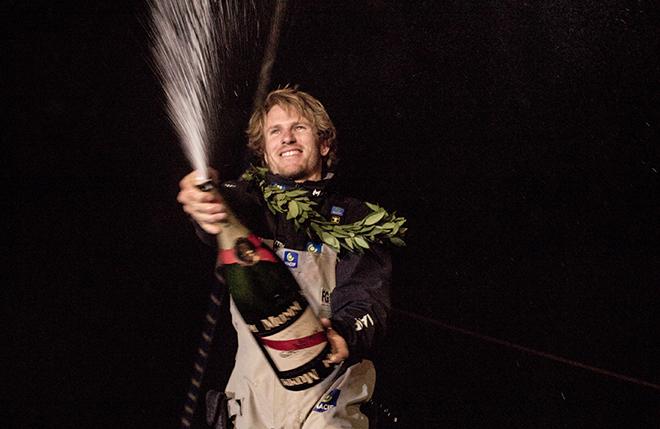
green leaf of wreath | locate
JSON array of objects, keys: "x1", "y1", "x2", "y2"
[
  {"x1": 287, "y1": 200, "x2": 299, "y2": 219},
  {"x1": 319, "y1": 231, "x2": 341, "y2": 250},
  {"x1": 364, "y1": 210, "x2": 386, "y2": 225},
  {"x1": 241, "y1": 166, "x2": 407, "y2": 254},
  {"x1": 354, "y1": 235, "x2": 370, "y2": 249}
]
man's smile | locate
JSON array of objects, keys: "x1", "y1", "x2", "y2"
[{"x1": 280, "y1": 149, "x2": 303, "y2": 158}]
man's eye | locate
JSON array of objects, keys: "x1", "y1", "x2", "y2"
[
  {"x1": 295, "y1": 125, "x2": 307, "y2": 131},
  {"x1": 269, "y1": 129, "x2": 280, "y2": 135}
]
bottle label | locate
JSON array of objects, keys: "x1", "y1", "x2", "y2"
[
  {"x1": 258, "y1": 306, "x2": 328, "y2": 371},
  {"x1": 217, "y1": 234, "x2": 336, "y2": 390},
  {"x1": 245, "y1": 299, "x2": 305, "y2": 334},
  {"x1": 217, "y1": 234, "x2": 277, "y2": 266}
]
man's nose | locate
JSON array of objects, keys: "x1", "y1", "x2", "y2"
[{"x1": 281, "y1": 128, "x2": 296, "y2": 144}]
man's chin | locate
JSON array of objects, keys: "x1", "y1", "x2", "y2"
[
  {"x1": 284, "y1": 171, "x2": 307, "y2": 181},
  {"x1": 276, "y1": 167, "x2": 306, "y2": 181},
  {"x1": 271, "y1": 164, "x2": 320, "y2": 182}
]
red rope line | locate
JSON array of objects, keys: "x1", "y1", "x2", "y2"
[{"x1": 393, "y1": 308, "x2": 660, "y2": 392}]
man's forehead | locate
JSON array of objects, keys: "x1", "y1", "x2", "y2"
[{"x1": 265, "y1": 104, "x2": 311, "y2": 125}]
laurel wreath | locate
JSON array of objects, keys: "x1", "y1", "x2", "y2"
[{"x1": 241, "y1": 166, "x2": 407, "y2": 253}]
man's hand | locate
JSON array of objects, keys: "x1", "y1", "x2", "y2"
[
  {"x1": 321, "y1": 318, "x2": 349, "y2": 365},
  {"x1": 177, "y1": 169, "x2": 228, "y2": 234}
]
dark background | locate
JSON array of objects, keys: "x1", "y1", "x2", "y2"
[{"x1": 6, "y1": 0, "x2": 659, "y2": 428}]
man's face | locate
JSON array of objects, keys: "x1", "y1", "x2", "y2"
[{"x1": 263, "y1": 104, "x2": 329, "y2": 182}]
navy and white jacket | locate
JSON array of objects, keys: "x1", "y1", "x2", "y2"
[{"x1": 196, "y1": 172, "x2": 392, "y2": 428}]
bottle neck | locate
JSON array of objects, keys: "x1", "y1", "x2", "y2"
[
  {"x1": 196, "y1": 180, "x2": 250, "y2": 250},
  {"x1": 214, "y1": 206, "x2": 250, "y2": 251}
]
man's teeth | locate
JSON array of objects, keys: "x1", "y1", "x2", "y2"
[{"x1": 281, "y1": 150, "x2": 300, "y2": 157}]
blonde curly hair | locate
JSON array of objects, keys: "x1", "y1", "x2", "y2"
[{"x1": 246, "y1": 87, "x2": 338, "y2": 170}]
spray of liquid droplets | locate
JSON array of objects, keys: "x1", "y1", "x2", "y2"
[
  {"x1": 149, "y1": 0, "x2": 266, "y2": 182},
  {"x1": 148, "y1": 3, "x2": 282, "y2": 426},
  {"x1": 149, "y1": 0, "x2": 221, "y2": 181}
]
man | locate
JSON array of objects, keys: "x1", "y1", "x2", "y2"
[{"x1": 177, "y1": 88, "x2": 393, "y2": 428}]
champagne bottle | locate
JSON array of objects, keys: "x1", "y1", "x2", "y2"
[{"x1": 198, "y1": 180, "x2": 336, "y2": 391}]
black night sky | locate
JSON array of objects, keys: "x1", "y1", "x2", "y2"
[{"x1": 6, "y1": 1, "x2": 659, "y2": 428}]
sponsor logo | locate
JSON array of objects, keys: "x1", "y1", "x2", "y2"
[
  {"x1": 306, "y1": 241, "x2": 323, "y2": 253},
  {"x1": 321, "y1": 289, "x2": 331, "y2": 305},
  {"x1": 330, "y1": 206, "x2": 345, "y2": 216},
  {"x1": 283, "y1": 251, "x2": 298, "y2": 268},
  {"x1": 281, "y1": 369, "x2": 321, "y2": 387},
  {"x1": 354, "y1": 313, "x2": 374, "y2": 331},
  {"x1": 330, "y1": 206, "x2": 344, "y2": 224},
  {"x1": 313, "y1": 389, "x2": 341, "y2": 412},
  {"x1": 312, "y1": 189, "x2": 322, "y2": 197}
]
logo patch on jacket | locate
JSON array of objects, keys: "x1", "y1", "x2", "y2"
[
  {"x1": 321, "y1": 288, "x2": 331, "y2": 305},
  {"x1": 306, "y1": 241, "x2": 323, "y2": 253},
  {"x1": 313, "y1": 388, "x2": 341, "y2": 412},
  {"x1": 330, "y1": 206, "x2": 345, "y2": 216},
  {"x1": 354, "y1": 313, "x2": 374, "y2": 331},
  {"x1": 283, "y1": 251, "x2": 298, "y2": 268},
  {"x1": 330, "y1": 206, "x2": 345, "y2": 224}
]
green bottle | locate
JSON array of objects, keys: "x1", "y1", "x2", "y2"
[{"x1": 199, "y1": 181, "x2": 336, "y2": 391}]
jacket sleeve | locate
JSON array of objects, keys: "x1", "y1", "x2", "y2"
[{"x1": 329, "y1": 243, "x2": 392, "y2": 361}]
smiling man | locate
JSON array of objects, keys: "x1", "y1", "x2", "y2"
[
  {"x1": 177, "y1": 87, "x2": 394, "y2": 429},
  {"x1": 261, "y1": 104, "x2": 329, "y2": 181},
  {"x1": 246, "y1": 88, "x2": 337, "y2": 183}
]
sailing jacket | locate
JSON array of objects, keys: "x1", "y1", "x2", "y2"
[
  {"x1": 195, "y1": 172, "x2": 392, "y2": 428},
  {"x1": 199, "y1": 172, "x2": 392, "y2": 362}
]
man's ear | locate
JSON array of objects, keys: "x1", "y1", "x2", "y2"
[{"x1": 320, "y1": 140, "x2": 330, "y2": 157}]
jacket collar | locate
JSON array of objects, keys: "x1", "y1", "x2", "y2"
[{"x1": 266, "y1": 172, "x2": 335, "y2": 198}]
